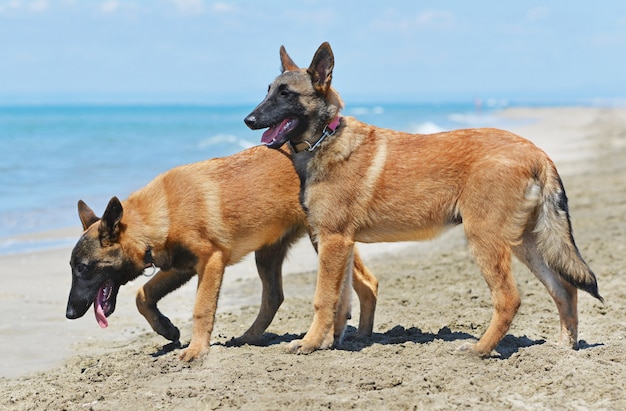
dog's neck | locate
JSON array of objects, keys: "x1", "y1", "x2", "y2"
[
  {"x1": 120, "y1": 199, "x2": 170, "y2": 273},
  {"x1": 290, "y1": 116, "x2": 341, "y2": 153}
]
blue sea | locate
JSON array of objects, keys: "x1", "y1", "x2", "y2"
[{"x1": 0, "y1": 101, "x2": 512, "y2": 255}]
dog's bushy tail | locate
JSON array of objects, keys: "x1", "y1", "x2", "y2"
[{"x1": 533, "y1": 160, "x2": 603, "y2": 301}]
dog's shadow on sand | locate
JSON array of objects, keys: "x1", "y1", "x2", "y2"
[
  {"x1": 151, "y1": 340, "x2": 184, "y2": 358},
  {"x1": 219, "y1": 325, "x2": 548, "y2": 360},
  {"x1": 339, "y1": 325, "x2": 546, "y2": 359},
  {"x1": 152, "y1": 325, "x2": 601, "y2": 360}
]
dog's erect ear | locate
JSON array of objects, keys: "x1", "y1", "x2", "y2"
[
  {"x1": 307, "y1": 42, "x2": 334, "y2": 94},
  {"x1": 78, "y1": 200, "x2": 100, "y2": 230},
  {"x1": 280, "y1": 45, "x2": 299, "y2": 72},
  {"x1": 98, "y1": 196, "x2": 123, "y2": 245}
]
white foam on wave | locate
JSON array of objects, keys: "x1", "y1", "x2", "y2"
[
  {"x1": 348, "y1": 106, "x2": 385, "y2": 116},
  {"x1": 447, "y1": 112, "x2": 507, "y2": 128},
  {"x1": 448, "y1": 113, "x2": 488, "y2": 126},
  {"x1": 485, "y1": 98, "x2": 509, "y2": 108},
  {"x1": 408, "y1": 121, "x2": 446, "y2": 134},
  {"x1": 198, "y1": 134, "x2": 255, "y2": 150}
]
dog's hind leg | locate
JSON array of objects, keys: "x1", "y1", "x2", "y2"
[
  {"x1": 513, "y1": 233, "x2": 579, "y2": 348},
  {"x1": 352, "y1": 248, "x2": 378, "y2": 337},
  {"x1": 460, "y1": 229, "x2": 521, "y2": 356},
  {"x1": 333, "y1": 248, "x2": 354, "y2": 345},
  {"x1": 136, "y1": 268, "x2": 195, "y2": 343},
  {"x1": 234, "y1": 227, "x2": 303, "y2": 345}
]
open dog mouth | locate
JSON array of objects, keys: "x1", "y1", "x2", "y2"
[
  {"x1": 94, "y1": 279, "x2": 115, "y2": 328},
  {"x1": 261, "y1": 117, "x2": 299, "y2": 148}
]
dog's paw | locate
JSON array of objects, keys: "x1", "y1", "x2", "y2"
[
  {"x1": 179, "y1": 344, "x2": 209, "y2": 362},
  {"x1": 146, "y1": 312, "x2": 181, "y2": 342},
  {"x1": 456, "y1": 341, "x2": 476, "y2": 353},
  {"x1": 558, "y1": 330, "x2": 578, "y2": 350},
  {"x1": 157, "y1": 318, "x2": 180, "y2": 342},
  {"x1": 285, "y1": 337, "x2": 333, "y2": 354},
  {"x1": 286, "y1": 339, "x2": 310, "y2": 354},
  {"x1": 455, "y1": 341, "x2": 491, "y2": 357}
]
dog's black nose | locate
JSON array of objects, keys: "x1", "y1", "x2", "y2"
[
  {"x1": 66, "y1": 299, "x2": 88, "y2": 319},
  {"x1": 244, "y1": 114, "x2": 257, "y2": 128},
  {"x1": 66, "y1": 305, "x2": 78, "y2": 319}
]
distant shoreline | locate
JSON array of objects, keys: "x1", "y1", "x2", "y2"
[{"x1": 0, "y1": 226, "x2": 81, "y2": 256}]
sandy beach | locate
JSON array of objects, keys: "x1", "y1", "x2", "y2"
[{"x1": 1, "y1": 106, "x2": 625, "y2": 410}]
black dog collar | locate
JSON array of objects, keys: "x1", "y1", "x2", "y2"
[{"x1": 291, "y1": 116, "x2": 341, "y2": 153}]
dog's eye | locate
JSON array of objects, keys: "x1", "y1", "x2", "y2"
[
  {"x1": 280, "y1": 89, "x2": 290, "y2": 97},
  {"x1": 76, "y1": 263, "x2": 88, "y2": 275}
]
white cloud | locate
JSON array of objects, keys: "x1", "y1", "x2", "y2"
[
  {"x1": 416, "y1": 9, "x2": 456, "y2": 28},
  {"x1": 30, "y1": 0, "x2": 47, "y2": 12},
  {"x1": 171, "y1": 0, "x2": 205, "y2": 14},
  {"x1": 0, "y1": 0, "x2": 47, "y2": 14},
  {"x1": 100, "y1": 0, "x2": 119, "y2": 14},
  {"x1": 525, "y1": 6, "x2": 550, "y2": 21},
  {"x1": 212, "y1": 2, "x2": 236, "y2": 13},
  {"x1": 371, "y1": 8, "x2": 456, "y2": 33},
  {"x1": 0, "y1": 0, "x2": 22, "y2": 14}
]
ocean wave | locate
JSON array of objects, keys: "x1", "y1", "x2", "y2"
[
  {"x1": 347, "y1": 106, "x2": 385, "y2": 116},
  {"x1": 408, "y1": 121, "x2": 446, "y2": 134},
  {"x1": 484, "y1": 98, "x2": 509, "y2": 108},
  {"x1": 448, "y1": 113, "x2": 487, "y2": 126},
  {"x1": 197, "y1": 134, "x2": 255, "y2": 150},
  {"x1": 447, "y1": 112, "x2": 504, "y2": 128}
]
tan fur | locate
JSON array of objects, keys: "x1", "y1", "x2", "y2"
[
  {"x1": 249, "y1": 43, "x2": 601, "y2": 356},
  {"x1": 78, "y1": 145, "x2": 378, "y2": 361}
]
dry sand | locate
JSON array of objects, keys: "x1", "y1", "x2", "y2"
[{"x1": 1, "y1": 107, "x2": 625, "y2": 410}]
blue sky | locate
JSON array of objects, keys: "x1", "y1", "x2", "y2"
[{"x1": 1, "y1": 0, "x2": 626, "y2": 104}]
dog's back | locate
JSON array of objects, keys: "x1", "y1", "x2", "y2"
[
  {"x1": 123, "y1": 145, "x2": 304, "y2": 265},
  {"x1": 304, "y1": 121, "x2": 541, "y2": 241}
]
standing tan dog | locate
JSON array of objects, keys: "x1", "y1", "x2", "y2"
[
  {"x1": 65, "y1": 145, "x2": 378, "y2": 361},
  {"x1": 244, "y1": 42, "x2": 602, "y2": 356}
]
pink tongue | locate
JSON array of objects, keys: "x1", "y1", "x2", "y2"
[
  {"x1": 94, "y1": 288, "x2": 108, "y2": 329},
  {"x1": 261, "y1": 124, "x2": 280, "y2": 144},
  {"x1": 95, "y1": 304, "x2": 108, "y2": 328},
  {"x1": 261, "y1": 119, "x2": 291, "y2": 144}
]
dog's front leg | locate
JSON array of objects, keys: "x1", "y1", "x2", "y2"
[
  {"x1": 136, "y1": 268, "x2": 195, "y2": 343},
  {"x1": 179, "y1": 250, "x2": 226, "y2": 362},
  {"x1": 287, "y1": 233, "x2": 354, "y2": 354}
]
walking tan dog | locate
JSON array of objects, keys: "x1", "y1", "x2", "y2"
[
  {"x1": 65, "y1": 145, "x2": 378, "y2": 361},
  {"x1": 244, "y1": 42, "x2": 603, "y2": 356}
]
